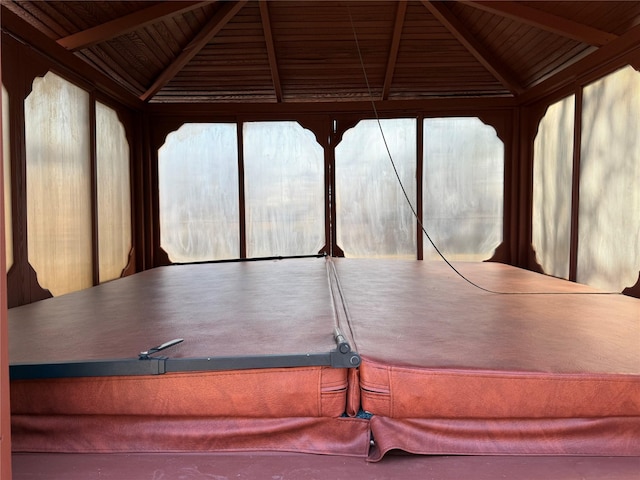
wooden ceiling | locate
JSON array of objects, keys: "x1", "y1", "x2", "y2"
[{"x1": 3, "y1": 1, "x2": 640, "y2": 104}]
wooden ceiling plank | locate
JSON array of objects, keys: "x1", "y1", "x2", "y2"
[
  {"x1": 464, "y1": 1, "x2": 618, "y2": 47},
  {"x1": 57, "y1": 1, "x2": 213, "y2": 51},
  {"x1": 382, "y1": 0, "x2": 408, "y2": 100},
  {"x1": 421, "y1": 0, "x2": 524, "y2": 95},
  {"x1": 141, "y1": 0, "x2": 248, "y2": 102},
  {"x1": 259, "y1": 0, "x2": 282, "y2": 102}
]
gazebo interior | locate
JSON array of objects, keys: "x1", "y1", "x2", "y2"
[{"x1": 1, "y1": 1, "x2": 639, "y2": 478}]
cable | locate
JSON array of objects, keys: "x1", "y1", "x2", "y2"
[{"x1": 346, "y1": 6, "x2": 617, "y2": 296}]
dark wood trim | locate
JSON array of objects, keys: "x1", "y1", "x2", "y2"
[
  {"x1": 488, "y1": 107, "x2": 519, "y2": 265},
  {"x1": 622, "y1": 272, "x2": 640, "y2": 299},
  {"x1": 514, "y1": 104, "x2": 546, "y2": 272},
  {"x1": 382, "y1": 1, "x2": 407, "y2": 101},
  {"x1": 148, "y1": 122, "x2": 166, "y2": 267},
  {"x1": 0, "y1": 38, "x2": 12, "y2": 479},
  {"x1": 259, "y1": 0, "x2": 282, "y2": 103},
  {"x1": 142, "y1": 112, "x2": 157, "y2": 268},
  {"x1": 130, "y1": 111, "x2": 146, "y2": 272},
  {"x1": 112, "y1": 107, "x2": 137, "y2": 278},
  {"x1": 237, "y1": 122, "x2": 247, "y2": 259},
  {"x1": 328, "y1": 120, "x2": 344, "y2": 257},
  {"x1": 144, "y1": 97, "x2": 517, "y2": 117},
  {"x1": 320, "y1": 122, "x2": 331, "y2": 256},
  {"x1": 465, "y1": 1, "x2": 617, "y2": 46},
  {"x1": 568, "y1": 86, "x2": 583, "y2": 282},
  {"x1": 1, "y1": 6, "x2": 142, "y2": 110},
  {"x1": 416, "y1": 116, "x2": 424, "y2": 260},
  {"x1": 294, "y1": 117, "x2": 332, "y2": 256},
  {"x1": 89, "y1": 95, "x2": 99, "y2": 286},
  {"x1": 57, "y1": 1, "x2": 209, "y2": 51},
  {"x1": 3, "y1": 34, "x2": 53, "y2": 307}
]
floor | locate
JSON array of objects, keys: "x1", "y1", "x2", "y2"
[{"x1": 11, "y1": 453, "x2": 640, "y2": 480}]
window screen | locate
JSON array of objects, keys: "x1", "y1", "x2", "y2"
[
  {"x1": 159, "y1": 123, "x2": 240, "y2": 262},
  {"x1": 243, "y1": 121, "x2": 324, "y2": 258},
  {"x1": 25, "y1": 72, "x2": 92, "y2": 296},
  {"x1": 96, "y1": 102, "x2": 132, "y2": 282},
  {"x1": 423, "y1": 117, "x2": 503, "y2": 261},
  {"x1": 532, "y1": 96, "x2": 575, "y2": 279},
  {"x1": 336, "y1": 118, "x2": 417, "y2": 258},
  {"x1": 579, "y1": 66, "x2": 640, "y2": 291}
]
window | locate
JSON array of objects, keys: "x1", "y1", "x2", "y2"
[
  {"x1": 158, "y1": 117, "x2": 504, "y2": 262},
  {"x1": 244, "y1": 121, "x2": 324, "y2": 258},
  {"x1": 532, "y1": 95, "x2": 575, "y2": 279},
  {"x1": 25, "y1": 72, "x2": 92, "y2": 296},
  {"x1": 96, "y1": 102, "x2": 132, "y2": 282},
  {"x1": 423, "y1": 117, "x2": 503, "y2": 261},
  {"x1": 159, "y1": 123, "x2": 240, "y2": 262},
  {"x1": 578, "y1": 66, "x2": 640, "y2": 291},
  {"x1": 336, "y1": 119, "x2": 417, "y2": 258},
  {"x1": 23, "y1": 73, "x2": 132, "y2": 296},
  {"x1": 159, "y1": 121, "x2": 324, "y2": 262}
]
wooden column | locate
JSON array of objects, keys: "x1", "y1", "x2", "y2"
[{"x1": 0, "y1": 45, "x2": 12, "y2": 480}]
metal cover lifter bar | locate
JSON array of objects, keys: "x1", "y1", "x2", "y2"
[{"x1": 10, "y1": 337, "x2": 360, "y2": 380}]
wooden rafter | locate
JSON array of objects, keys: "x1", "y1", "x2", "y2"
[
  {"x1": 382, "y1": 0, "x2": 407, "y2": 100},
  {"x1": 140, "y1": 0, "x2": 248, "y2": 102},
  {"x1": 464, "y1": 1, "x2": 617, "y2": 47},
  {"x1": 57, "y1": 1, "x2": 212, "y2": 51},
  {"x1": 259, "y1": 0, "x2": 282, "y2": 102},
  {"x1": 421, "y1": 0, "x2": 524, "y2": 95}
]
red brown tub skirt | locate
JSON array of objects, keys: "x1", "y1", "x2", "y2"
[{"x1": 12, "y1": 415, "x2": 371, "y2": 457}]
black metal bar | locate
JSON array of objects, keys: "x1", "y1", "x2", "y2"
[
  {"x1": 165, "y1": 353, "x2": 332, "y2": 372},
  {"x1": 10, "y1": 357, "x2": 167, "y2": 380},
  {"x1": 10, "y1": 348, "x2": 360, "y2": 380},
  {"x1": 173, "y1": 253, "x2": 325, "y2": 266}
]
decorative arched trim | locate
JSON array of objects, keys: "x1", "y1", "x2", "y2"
[
  {"x1": 156, "y1": 246, "x2": 172, "y2": 267},
  {"x1": 331, "y1": 115, "x2": 364, "y2": 147},
  {"x1": 526, "y1": 244, "x2": 546, "y2": 274},
  {"x1": 622, "y1": 271, "x2": 640, "y2": 299},
  {"x1": 485, "y1": 241, "x2": 508, "y2": 263},
  {"x1": 7, "y1": 262, "x2": 52, "y2": 308},
  {"x1": 120, "y1": 247, "x2": 136, "y2": 278}
]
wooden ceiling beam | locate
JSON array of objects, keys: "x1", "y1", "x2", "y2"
[
  {"x1": 140, "y1": 0, "x2": 248, "y2": 103},
  {"x1": 57, "y1": 1, "x2": 213, "y2": 51},
  {"x1": 464, "y1": 1, "x2": 617, "y2": 47},
  {"x1": 421, "y1": 0, "x2": 524, "y2": 95},
  {"x1": 382, "y1": 0, "x2": 407, "y2": 100},
  {"x1": 259, "y1": 0, "x2": 282, "y2": 102}
]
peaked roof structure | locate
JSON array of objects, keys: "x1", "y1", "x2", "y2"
[{"x1": 4, "y1": 0, "x2": 640, "y2": 104}]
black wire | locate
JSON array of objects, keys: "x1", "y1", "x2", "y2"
[{"x1": 346, "y1": 6, "x2": 617, "y2": 296}]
